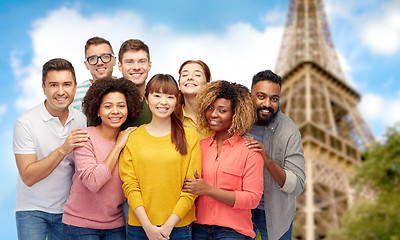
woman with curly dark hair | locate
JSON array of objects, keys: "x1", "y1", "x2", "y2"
[
  {"x1": 183, "y1": 80, "x2": 264, "y2": 239},
  {"x1": 62, "y1": 77, "x2": 142, "y2": 239}
]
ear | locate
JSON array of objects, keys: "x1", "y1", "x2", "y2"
[
  {"x1": 112, "y1": 56, "x2": 116, "y2": 66},
  {"x1": 84, "y1": 60, "x2": 90, "y2": 71},
  {"x1": 118, "y1": 62, "x2": 122, "y2": 73},
  {"x1": 42, "y1": 84, "x2": 46, "y2": 95},
  {"x1": 148, "y1": 61, "x2": 152, "y2": 71}
]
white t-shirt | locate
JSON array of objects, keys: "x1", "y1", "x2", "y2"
[{"x1": 13, "y1": 102, "x2": 87, "y2": 213}]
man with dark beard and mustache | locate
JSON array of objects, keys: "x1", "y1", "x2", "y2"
[{"x1": 245, "y1": 70, "x2": 306, "y2": 240}]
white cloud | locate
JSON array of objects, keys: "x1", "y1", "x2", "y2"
[
  {"x1": 361, "y1": 0, "x2": 400, "y2": 55},
  {"x1": 359, "y1": 93, "x2": 400, "y2": 128},
  {"x1": 0, "y1": 105, "x2": 6, "y2": 122},
  {"x1": 336, "y1": 52, "x2": 358, "y2": 88},
  {"x1": 12, "y1": 7, "x2": 283, "y2": 111},
  {"x1": 260, "y1": 8, "x2": 286, "y2": 25}
]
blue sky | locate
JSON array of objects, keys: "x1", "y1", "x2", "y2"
[{"x1": 1, "y1": 0, "x2": 400, "y2": 238}]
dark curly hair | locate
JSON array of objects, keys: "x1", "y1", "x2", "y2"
[
  {"x1": 196, "y1": 80, "x2": 256, "y2": 136},
  {"x1": 82, "y1": 77, "x2": 143, "y2": 126}
]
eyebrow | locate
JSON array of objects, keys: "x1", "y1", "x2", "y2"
[{"x1": 181, "y1": 70, "x2": 204, "y2": 74}]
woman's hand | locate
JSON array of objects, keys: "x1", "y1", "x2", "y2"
[
  {"x1": 115, "y1": 127, "x2": 137, "y2": 149},
  {"x1": 182, "y1": 169, "x2": 211, "y2": 196},
  {"x1": 143, "y1": 224, "x2": 169, "y2": 240}
]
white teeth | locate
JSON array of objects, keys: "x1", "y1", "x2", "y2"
[
  {"x1": 185, "y1": 83, "x2": 196, "y2": 87},
  {"x1": 97, "y1": 68, "x2": 105, "y2": 71},
  {"x1": 109, "y1": 117, "x2": 120, "y2": 120},
  {"x1": 56, "y1": 97, "x2": 66, "y2": 101},
  {"x1": 261, "y1": 110, "x2": 270, "y2": 113},
  {"x1": 210, "y1": 120, "x2": 220, "y2": 125},
  {"x1": 132, "y1": 73, "x2": 141, "y2": 77}
]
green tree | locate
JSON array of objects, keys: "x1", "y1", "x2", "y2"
[{"x1": 329, "y1": 124, "x2": 400, "y2": 240}]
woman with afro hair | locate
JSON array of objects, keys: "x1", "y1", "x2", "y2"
[
  {"x1": 62, "y1": 77, "x2": 142, "y2": 239},
  {"x1": 183, "y1": 80, "x2": 264, "y2": 239}
]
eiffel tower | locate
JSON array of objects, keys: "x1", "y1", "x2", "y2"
[{"x1": 274, "y1": 0, "x2": 374, "y2": 239}]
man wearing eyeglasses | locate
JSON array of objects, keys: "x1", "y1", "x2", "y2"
[{"x1": 70, "y1": 37, "x2": 116, "y2": 112}]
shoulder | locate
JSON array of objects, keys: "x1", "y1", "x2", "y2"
[
  {"x1": 276, "y1": 112, "x2": 301, "y2": 136},
  {"x1": 15, "y1": 104, "x2": 42, "y2": 126},
  {"x1": 127, "y1": 125, "x2": 147, "y2": 140},
  {"x1": 184, "y1": 127, "x2": 197, "y2": 138},
  {"x1": 76, "y1": 80, "x2": 92, "y2": 88},
  {"x1": 70, "y1": 107, "x2": 86, "y2": 121}
]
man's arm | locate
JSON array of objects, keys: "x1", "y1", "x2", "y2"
[
  {"x1": 15, "y1": 128, "x2": 88, "y2": 187},
  {"x1": 246, "y1": 132, "x2": 305, "y2": 195},
  {"x1": 245, "y1": 138, "x2": 286, "y2": 187}
]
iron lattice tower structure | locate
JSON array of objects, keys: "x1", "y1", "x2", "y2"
[{"x1": 275, "y1": 0, "x2": 374, "y2": 239}]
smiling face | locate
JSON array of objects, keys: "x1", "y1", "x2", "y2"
[
  {"x1": 118, "y1": 49, "x2": 152, "y2": 87},
  {"x1": 206, "y1": 98, "x2": 233, "y2": 134},
  {"x1": 84, "y1": 43, "x2": 116, "y2": 81},
  {"x1": 42, "y1": 70, "x2": 76, "y2": 117},
  {"x1": 98, "y1": 92, "x2": 128, "y2": 129},
  {"x1": 146, "y1": 91, "x2": 177, "y2": 120},
  {"x1": 251, "y1": 80, "x2": 280, "y2": 125},
  {"x1": 179, "y1": 63, "x2": 207, "y2": 97}
]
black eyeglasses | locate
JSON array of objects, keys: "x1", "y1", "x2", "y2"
[{"x1": 86, "y1": 54, "x2": 114, "y2": 65}]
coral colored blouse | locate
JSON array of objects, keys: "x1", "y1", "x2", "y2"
[{"x1": 195, "y1": 134, "x2": 264, "y2": 238}]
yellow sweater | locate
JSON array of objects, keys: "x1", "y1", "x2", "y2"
[{"x1": 119, "y1": 125, "x2": 202, "y2": 227}]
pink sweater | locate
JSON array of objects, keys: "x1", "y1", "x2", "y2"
[{"x1": 63, "y1": 127, "x2": 125, "y2": 229}]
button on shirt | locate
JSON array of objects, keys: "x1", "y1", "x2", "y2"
[{"x1": 195, "y1": 134, "x2": 264, "y2": 238}]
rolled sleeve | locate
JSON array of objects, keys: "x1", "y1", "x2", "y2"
[
  {"x1": 233, "y1": 151, "x2": 264, "y2": 209},
  {"x1": 280, "y1": 170, "x2": 297, "y2": 193}
]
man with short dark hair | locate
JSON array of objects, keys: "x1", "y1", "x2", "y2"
[
  {"x1": 13, "y1": 58, "x2": 88, "y2": 240},
  {"x1": 71, "y1": 36, "x2": 116, "y2": 112},
  {"x1": 246, "y1": 70, "x2": 306, "y2": 240},
  {"x1": 118, "y1": 39, "x2": 152, "y2": 127}
]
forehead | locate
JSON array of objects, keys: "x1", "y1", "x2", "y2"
[
  {"x1": 45, "y1": 70, "x2": 74, "y2": 84},
  {"x1": 181, "y1": 63, "x2": 204, "y2": 73},
  {"x1": 86, "y1": 43, "x2": 113, "y2": 56},
  {"x1": 122, "y1": 49, "x2": 149, "y2": 61},
  {"x1": 101, "y1": 92, "x2": 126, "y2": 103},
  {"x1": 213, "y1": 98, "x2": 232, "y2": 107},
  {"x1": 252, "y1": 80, "x2": 281, "y2": 95}
]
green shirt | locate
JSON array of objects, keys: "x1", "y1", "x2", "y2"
[{"x1": 122, "y1": 99, "x2": 152, "y2": 129}]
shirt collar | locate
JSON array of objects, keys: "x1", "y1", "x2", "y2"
[
  {"x1": 182, "y1": 105, "x2": 190, "y2": 119},
  {"x1": 206, "y1": 133, "x2": 241, "y2": 147},
  {"x1": 40, "y1": 100, "x2": 75, "y2": 124}
]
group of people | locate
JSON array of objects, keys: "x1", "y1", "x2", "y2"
[{"x1": 12, "y1": 36, "x2": 306, "y2": 240}]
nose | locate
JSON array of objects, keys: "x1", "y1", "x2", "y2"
[
  {"x1": 210, "y1": 109, "x2": 218, "y2": 118},
  {"x1": 111, "y1": 105, "x2": 119, "y2": 114},
  {"x1": 133, "y1": 61, "x2": 140, "y2": 69},
  {"x1": 57, "y1": 85, "x2": 65, "y2": 95},
  {"x1": 261, "y1": 98, "x2": 271, "y2": 108},
  {"x1": 160, "y1": 95, "x2": 167, "y2": 104}
]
